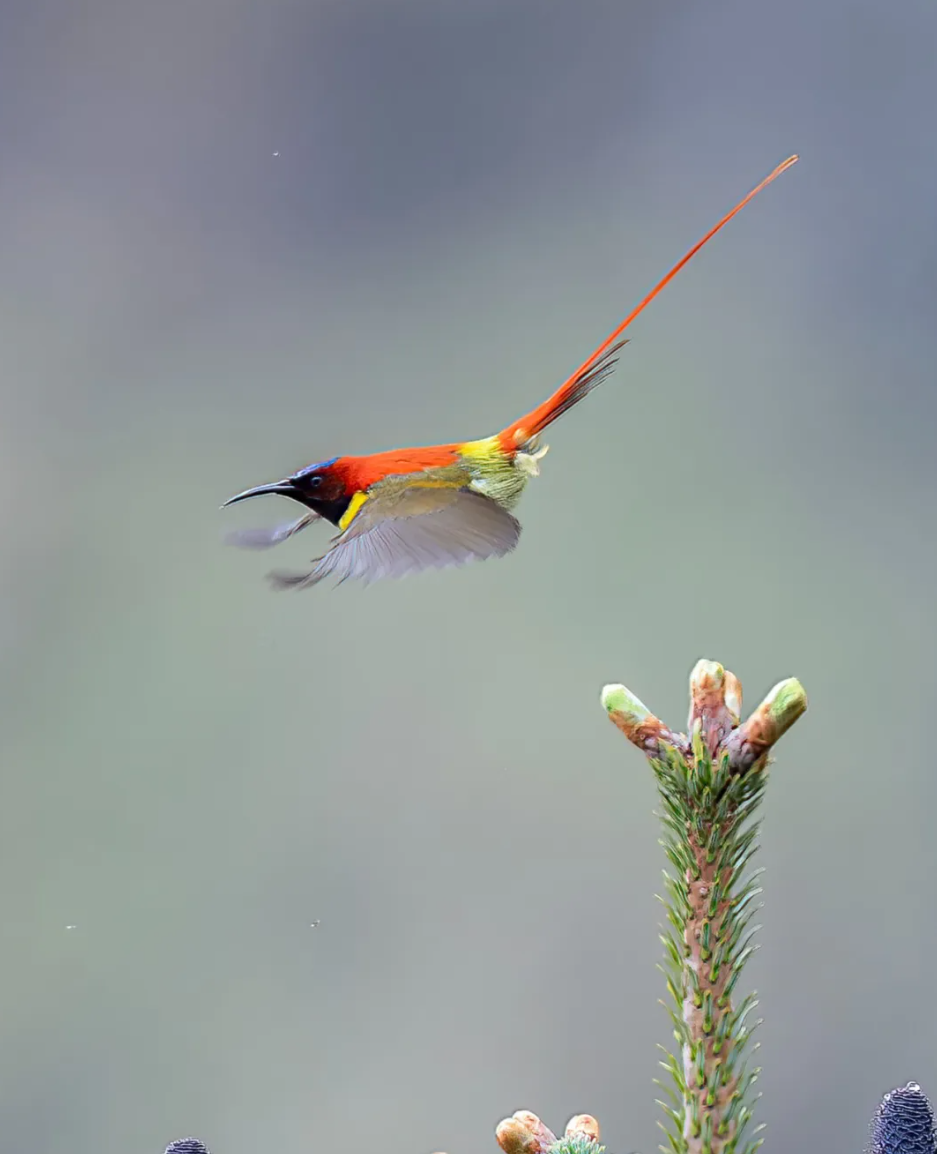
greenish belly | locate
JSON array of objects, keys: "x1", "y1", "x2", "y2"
[{"x1": 463, "y1": 455, "x2": 529, "y2": 510}]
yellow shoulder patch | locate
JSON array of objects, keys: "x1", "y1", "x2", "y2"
[{"x1": 339, "y1": 490, "x2": 370, "y2": 531}]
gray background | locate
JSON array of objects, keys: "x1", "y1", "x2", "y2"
[{"x1": 1, "y1": 1, "x2": 935, "y2": 1151}]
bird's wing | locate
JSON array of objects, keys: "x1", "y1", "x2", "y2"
[
  {"x1": 267, "y1": 483, "x2": 521, "y2": 589},
  {"x1": 225, "y1": 512, "x2": 321, "y2": 550}
]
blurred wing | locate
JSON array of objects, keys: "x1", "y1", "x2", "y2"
[
  {"x1": 268, "y1": 486, "x2": 521, "y2": 590},
  {"x1": 225, "y1": 512, "x2": 320, "y2": 550}
]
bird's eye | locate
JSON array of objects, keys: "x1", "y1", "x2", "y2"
[{"x1": 307, "y1": 475, "x2": 323, "y2": 489}]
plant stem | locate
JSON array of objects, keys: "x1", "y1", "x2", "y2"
[{"x1": 602, "y1": 659, "x2": 806, "y2": 1154}]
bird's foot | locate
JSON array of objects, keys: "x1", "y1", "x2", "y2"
[{"x1": 515, "y1": 442, "x2": 550, "y2": 477}]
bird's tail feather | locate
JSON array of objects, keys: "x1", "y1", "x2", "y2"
[{"x1": 499, "y1": 154, "x2": 799, "y2": 450}]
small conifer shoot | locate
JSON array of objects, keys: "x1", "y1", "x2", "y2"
[{"x1": 602, "y1": 660, "x2": 807, "y2": 1154}]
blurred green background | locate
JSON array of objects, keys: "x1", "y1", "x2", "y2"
[{"x1": 1, "y1": 1, "x2": 935, "y2": 1151}]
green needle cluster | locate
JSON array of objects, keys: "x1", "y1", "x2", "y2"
[{"x1": 549, "y1": 1135, "x2": 606, "y2": 1154}]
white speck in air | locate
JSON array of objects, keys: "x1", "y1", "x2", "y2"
[
  {"x1": 65, "y1": 925, "x2": 76, "y2": 930},
  {"x1": 273, "y1": 151, "x2": 280, "y2": 157},
  {"x1": 309, "y1": 920, "x2": 320, "y2": 928}
]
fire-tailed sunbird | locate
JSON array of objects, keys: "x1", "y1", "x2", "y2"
[{"x1": 224, "y1": 155, "x2": 798, "y2": 590}]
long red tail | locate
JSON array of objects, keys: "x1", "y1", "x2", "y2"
[{"x1": 498, "y1": 154, "x2": 799, "y2": 450}]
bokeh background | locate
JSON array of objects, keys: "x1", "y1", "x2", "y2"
[{"x1": 1, "y1": 0, "x2": 936, "y2": 1151}]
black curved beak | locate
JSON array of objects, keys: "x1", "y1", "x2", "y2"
[{"x1": 221, "y1": 479, "x2": 297, "y2": 508}]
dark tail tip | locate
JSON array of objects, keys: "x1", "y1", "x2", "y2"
[{"x1": 870, "y1": 1082, "x2": 936, "y2": 1154}]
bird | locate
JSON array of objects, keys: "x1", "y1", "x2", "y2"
[{"x1": 224, "y1": 155, "x2": 798, "y2": 590}]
